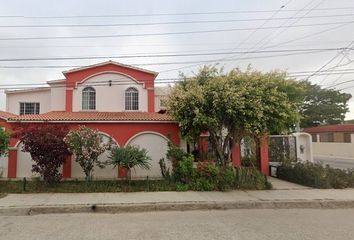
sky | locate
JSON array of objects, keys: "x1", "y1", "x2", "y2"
[{"x1": 1, "y1": 0, "x2": 354, "y2": 118}]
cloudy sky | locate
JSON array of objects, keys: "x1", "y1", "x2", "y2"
[{"x1": 1, "y1": 0, "x2": 354, "y2": 118}]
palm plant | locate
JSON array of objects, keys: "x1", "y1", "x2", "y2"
[{"x1": 108, "y1": 145, "x2": 152, "y2": 179}]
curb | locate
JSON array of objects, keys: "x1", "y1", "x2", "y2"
[{"x1": 1, "y1": 200, "x2": 354, "y2": 216}]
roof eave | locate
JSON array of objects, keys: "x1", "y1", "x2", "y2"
[{"x1": 62, "y1": 60, "x2": 158, "y2": 76}]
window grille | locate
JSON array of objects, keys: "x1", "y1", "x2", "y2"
[
  {"x1": 125, "y1": 87, "x2": 139, "y2": 111},
  {"x1": 82, "y1": 87, "x2": 96, "y2": 110}
]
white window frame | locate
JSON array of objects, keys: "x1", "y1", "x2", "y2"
[
  {"x1": 19, "y1": 102, "x2": 40, "y2": 115},
  {"x1": 82, "y1": 87, "x2": 96, "y2": 110},
  {"x1": 125, "y1": 87, "x2": 139, "y2": 111}
]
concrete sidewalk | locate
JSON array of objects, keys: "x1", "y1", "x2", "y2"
[{"x1": 1, "y1": 188, "x2": 354, "y2": 216}]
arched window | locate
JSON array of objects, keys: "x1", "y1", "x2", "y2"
[
  {"x1": 82, "y1": 87, "x2": 96, "y2": 110},
  {"x1": 125, "y1": 87, "x2": 139, "y2": 111}
]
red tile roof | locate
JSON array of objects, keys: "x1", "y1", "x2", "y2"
[
  {"x1": 304, "y1": 124, "x2": 354, "y2": 133},
  {"x1": 8, "y1": 111, "x2": 176, "y2": 122},
  {"x1": 0, "y1": 111, "x2": 18, "y2": 120}
]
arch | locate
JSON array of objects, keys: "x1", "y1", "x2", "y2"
[
  {"x1": 124, "y1": 131, "x2": 170, "y2": 179},
  {"x1": 76, "y1": 71, "x2": 145, "y2": 88},
  {"x1": 124, "y1": 131, "x2": 169, "y2": 147},
  {"x1": 82, "y1": 86, "x2": 96, "y2": 110},
  {"x1": 97, "y1": 131, "x2": 120, "y2": 147},
  {"x1": 125, "y1": 87, "x2": 139, "y2": 111}
]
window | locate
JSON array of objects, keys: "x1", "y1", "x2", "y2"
[
  {"x1": 319, "y1": 133, "x2": 334, "y2": 142},
  {"x1": 125, "y1": 87, "x2": 139, "y2": 111},
  {"x1": 160, "y1": 98, "x2": 167, "y2": 108},
  {"x1": 344, "y1": 133, "x2": 351, "y2": 143},
  {"x1": 311, "y1": 134, "x2": 317, "y2": 142},
  {"x1": 82, "y1": 87, "x2": 96, "y2": 110},
  {"x1": 19, "y1": 102, "x2": 40, "y2": 115}
]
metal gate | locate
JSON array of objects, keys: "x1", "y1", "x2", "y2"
[{"x1": 269, "y1": 135, "x2": 297, "y2": 163}]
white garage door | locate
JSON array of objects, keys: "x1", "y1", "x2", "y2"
[
  {"x1": 127, "y1": 133, "x2": 169, "y2": 179},
  {"x1": 16, "y1": 142, "x2": 39, "y2": 178}
]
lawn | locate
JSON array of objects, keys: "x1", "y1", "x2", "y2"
[{"x1": 0, "y1": 179, "x2": 177, "y2": 193}]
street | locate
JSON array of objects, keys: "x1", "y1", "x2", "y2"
[
  {"x1": 1, "y1": 209, "x2": 354, "y2": 240},
  {"x1": 314, "y1": 156, "x2": 354, "y2": 169}
]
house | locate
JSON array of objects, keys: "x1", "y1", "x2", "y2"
[
  {"x1": 0, "y1": 61, "x2": 270, "y2": 180},
  {"x1": 304, "y1": 124, "x2": 354, "y2": 160}
]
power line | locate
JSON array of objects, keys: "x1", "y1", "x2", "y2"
[
  {"x1": 3, "y1": 68, "x2": 354, "y2": 90},
  {"x1": 0, "y1": 47, "x2": 350, "y2": 62},
  {"x1": 2, "y1": 20, "x2": 354, "y2": 41},
  {"x1": 226, "y1": 0, "x2": 320, "y2": 69},
  {"x1": 1, "y1": 6, "x2": 353, "y2": 19},
  {"x1": 2, "y1": 13, "x2": 354, "y2": 28},
  {"x1": 0, "y1": 50, "x2": 339, "y2": 69},
  {"x1": 160, "y1": 20, "x2": 354, "y2": 73}
]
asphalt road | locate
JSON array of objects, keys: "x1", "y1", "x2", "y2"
[
  {"x1": 1, "y1": 209, "x2": 354, "y2": 240},
  {"x1": 314, "y1": 156, "x2": 354, "y2": 169}
]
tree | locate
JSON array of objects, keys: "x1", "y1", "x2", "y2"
[
  {"x1": 167, "y1": 66, "x2": 301, "y2": 166},
  {"x1": 299, "y1": 81, "x2": 352, "y2": 127},
  {"x1": 0, "y1": 127, "x2": 10, "y2": 156},
  {"x1": 64, "y1": 126, "x2": 110, "y2": 180},
  {"x1": 18, "y1": 124, "x2": 70, "y2": 184},
  {"x1": 107, "y1": 145, "x2": 151, "y2": 179}
]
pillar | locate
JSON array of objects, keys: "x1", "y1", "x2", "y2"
[
  {"x1": 7, "y1": 148, "x2": 17, "y2": 178},
  {"x1": 147, "y1": 88, "x2": 155, "y2": 112},
  {"x1": 65, "y1": 88, "x2": 73, "y2": 112},
  {"x1": 199, "y1": 136, "x2": 209, "y2": 161},
  {"x1": 259, "y1": 136, "x2": 269, "y2": 175},
  {"x1": 231, "y1": 143, "x2": 241, "y2": 167},
  {"x1": 62, "y1": 155, "x2": 72, "y2": 179}
]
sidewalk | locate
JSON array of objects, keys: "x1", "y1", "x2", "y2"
[{"x1": 1, "y1": 185, "x2": 354, "y2": 216}]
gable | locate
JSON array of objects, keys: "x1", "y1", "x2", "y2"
[{"x1": 63, "y1": 61, "x2": 157, "y2": 89}]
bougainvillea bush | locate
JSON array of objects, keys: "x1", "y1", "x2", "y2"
[
  {"x1": 64, "y1": 126, "x2": 111, "y2": 180},
  {"x1": 18, "y1": 124, "x2": 70, "y2": 184}
]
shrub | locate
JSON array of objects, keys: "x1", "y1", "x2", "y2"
[
  {"x1": 217, "y1": 166, "x2": 235, "y2": 191},
  {"x1": 0, "y1": 127, "x2": 10, "y2": 157},
  {"x1": 277, "y1": 161, "x2": 354, "y2": 189},
  {"x1": 235, "y1": 167, "x2": 270, "y2": 190},
  {"x1": 107, "y1": 145, "x2": 152, "y2": 180},
  {"x1": 64, "y1": 126, "x2": 110, "y2": 181},
  {"x1": 173, "y1": 155, "x2": 194, "y2": 184},
  {"x1": 166, "y1": 141, "x2": 189, "y2": 169},
  {"x1": 159, "y1": 158, "x2": 171, "y2": 181},
  {"x1": 18, "y1": 124, "x2": 70, "y2": 184}
]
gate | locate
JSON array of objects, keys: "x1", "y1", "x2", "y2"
[{"x1": 269, "y1": 135, "x2": 297, "y2": 163}]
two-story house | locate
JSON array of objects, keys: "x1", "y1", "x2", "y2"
[{"x1": 0, "y1": 61, "x2": 180, "y2": 179}]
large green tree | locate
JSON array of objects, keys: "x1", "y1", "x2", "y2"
[
  {"x1": 299, "y1": 81, "x2": 352, "y2": 128},
  {"x1": 167, "y1": 66, "x2": 302, "y2": 166}
]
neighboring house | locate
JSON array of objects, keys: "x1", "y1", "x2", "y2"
[
  {"x1": 0, "y1": 61, "x2": 270, "y2": 180},
  {"x1": 304, "y1": 124, "x2": 354, "y2": 159}
]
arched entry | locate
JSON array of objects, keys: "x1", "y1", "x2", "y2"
[
  {"x1": 125, "y1": 131, "x2": 169, "y2": 179},
  {"x1": 16, "y1": 142, "x2": 39, "y2": 178},
  {"x1": 71, "y1": 132, "x2": 119, "y2": 179}
]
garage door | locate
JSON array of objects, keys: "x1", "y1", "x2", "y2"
[{"x1": 127, "y1": 132, "x2": 169, "y2": 179}]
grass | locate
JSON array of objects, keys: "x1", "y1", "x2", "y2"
[{"x1": 0, "y1": 179, "x2": 177, "y2": 193}]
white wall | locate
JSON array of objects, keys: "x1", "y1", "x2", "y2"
[
  {"x1": 71, "y1": 134, "x2": 118, "y2": 179},
  {"x1": 127, "y1": 132, "x2": 170, "y2": 179},
  {"x1": 49, "y1": 84, "x2": 66, "y2": 111},
  {"x1": 0, "y1": 155, "x2": 7, "y2": 178},
  {"x1": 16, "y1": 142, "x2": 39, "y2": 178},
  {"x1": 312, "y1": 142, "x2": 354, "y2": 158},
  {"x1": 154, "y1": 95, "x2": 167, "y2": 112},
  {"x1": 6, "y1": 89, "x2": 51, "y2": 115},
  {"x1": 72, "y1": 73, "x2": 148, "y2": 112}
]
